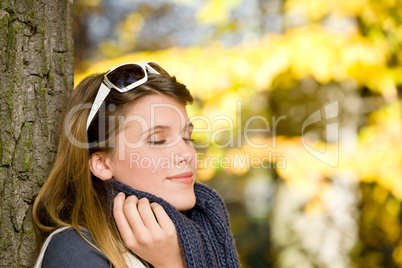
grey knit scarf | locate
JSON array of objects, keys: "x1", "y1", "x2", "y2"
[{"x1": 107, "y1": 180, "x2": 241, "y2": 268}]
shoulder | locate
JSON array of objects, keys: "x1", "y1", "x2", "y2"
[{"x1": 42, "y1": 228, "x2": 111, "y2": 267}]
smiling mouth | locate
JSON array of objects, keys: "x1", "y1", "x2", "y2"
[{"x1": 166, "y1": 171, "x2": 194, "y2": 184}]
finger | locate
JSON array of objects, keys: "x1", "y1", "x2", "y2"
[
  {"x1": 137, "y1": 198, "x2": 162, "y2": 231},
  {"x1": 150, "y1": 202, "x2": 176, "y2": 232},
  {"x1": 123, "y1": 195, "x2": 148, "y2": 232},
  {"x1": 113, "y1": 193, "x2": 135, "y2": 243}
]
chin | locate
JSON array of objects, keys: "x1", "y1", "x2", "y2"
[{"x1": 171, "y1": 193, "x2": 196, "y2": 211}]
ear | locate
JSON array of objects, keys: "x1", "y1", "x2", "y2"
[{"x1": 89, "y1": 152, "x2": 113, "y2": 181}]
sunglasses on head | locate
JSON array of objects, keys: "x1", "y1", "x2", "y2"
[{"x1": 86, "y1": 62, "x2": 170, "y2": 130}]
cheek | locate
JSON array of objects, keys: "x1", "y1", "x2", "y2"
[
  {"x1": 128, "y1": 147, "x2": 175, "y2": 176},
  {"x1": 125, "y1": 150, "x2": 161, "y2": 173},
  {"x1": 114, "y1": 152, "x2": 164, "y2": 192}
]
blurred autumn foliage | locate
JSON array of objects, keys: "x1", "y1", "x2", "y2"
[{"x1": 74, "y1": 0, "x2": 402, "y2": 267}]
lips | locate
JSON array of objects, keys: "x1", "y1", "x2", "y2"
[{"x1": 167, "y1": 171, "x2": 194, "y2": 185}]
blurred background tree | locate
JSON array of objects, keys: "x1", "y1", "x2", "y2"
[{"x1": 73, "y1": 0, "x2": 402, "y2": 267}]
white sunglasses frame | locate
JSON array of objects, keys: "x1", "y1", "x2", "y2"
[{"x1": 86, "y1": 62, "x2": 167, "y2": 130}]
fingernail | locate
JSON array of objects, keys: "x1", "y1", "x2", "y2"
[{"x1": 116, "y1": 192, "x2": 124, "y2": 197}]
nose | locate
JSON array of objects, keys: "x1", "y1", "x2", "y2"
[{"x1": 173, "y1": 139, "x2": 195, "y2": 166}]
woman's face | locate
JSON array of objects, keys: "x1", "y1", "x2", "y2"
[{"x1": 108, "y1": 94, "x2": 197, "y2": 211}]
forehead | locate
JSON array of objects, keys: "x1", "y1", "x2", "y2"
[{"x1": 124, "y1": 94, "x2": 189, "y2": 131}]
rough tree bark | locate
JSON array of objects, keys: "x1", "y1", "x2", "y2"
[{"x1": 0, "y1": 0, "x2": 73, "y2": 267}]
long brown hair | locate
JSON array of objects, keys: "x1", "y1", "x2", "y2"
[{"x1": 32, "y1": 71, "x2": 193, "y2": 267}]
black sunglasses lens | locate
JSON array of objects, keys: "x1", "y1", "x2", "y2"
[
  {"x1": 108, "y1": 64, "x2": 145, "y2": 89},
  {"x1": 148, "y1": 62, "x2": 170, "y2": 77}
]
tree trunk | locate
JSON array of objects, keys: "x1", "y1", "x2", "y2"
[{"x1": 0, "y1": 0, "x2": 73, "y2": 267}]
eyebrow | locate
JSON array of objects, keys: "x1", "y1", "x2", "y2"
[{"x1": 142, "y1": 121, "x2": 194, "y2": 135}]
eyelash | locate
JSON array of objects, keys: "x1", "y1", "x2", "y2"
[
  {"x1": 148, "y1": 138, "x2": 195, "y2": 145},
  {"x1": 149, "y1": 140, "x2": 166, "y2": 145}
]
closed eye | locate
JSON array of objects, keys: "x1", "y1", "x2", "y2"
[{"x1": 149, "y1": 140, "x2": 166, "y2": 145}]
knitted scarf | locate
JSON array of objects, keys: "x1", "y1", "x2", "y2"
[{"x1": 107, "y1": 180, "x2": 241, "y2": 268}]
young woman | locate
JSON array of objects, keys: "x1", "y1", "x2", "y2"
[{"x1": 33, "y1": 62, "x2": 241, "y2": 267}]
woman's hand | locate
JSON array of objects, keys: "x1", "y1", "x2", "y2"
[{"x1": 113, "y1": 192, "x2": 185, "y2": 268}]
